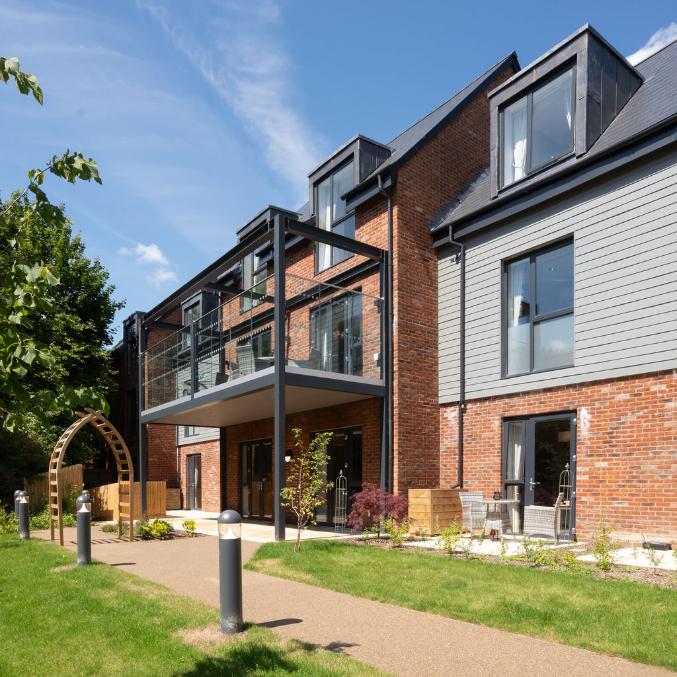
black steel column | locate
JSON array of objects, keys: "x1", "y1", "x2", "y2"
[
  {"x1": 273, "y1": 215, "x2": 286, "y2": 541},
  {"x1": 379, "y1": 252, "x2": 391, "y2": 491},
  {"x1": 136, "y1": 313, "x2": 148, "y2": 518}
]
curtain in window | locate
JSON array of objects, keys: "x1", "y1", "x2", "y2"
[
  {"x1": 502, "y1": 98, "x2": 528, "y2": 185},
  {"x1": 506, "y1": 421, "x2": 525, "y2": 533}
]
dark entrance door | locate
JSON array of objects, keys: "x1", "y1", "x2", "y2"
[
  {"x1": 241, "y1": 439, "x2": 273, "y2": 520},
  {"x1": 186, "y1": 454, "x2": 201, "y2": 510},
  {"x1": 504, "y1": 413, "x2": 576, "y2": 537},
  {"x1": 316, "y1": 427, "x2": 363, "y2": 525}
]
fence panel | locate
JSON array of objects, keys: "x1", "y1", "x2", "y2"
[
  {"x1": 90, "y1": 481, "x2": 166, "y2": 520},
  {"x1": 24, "y1": 464, "x2": 84, "y2": 509}
]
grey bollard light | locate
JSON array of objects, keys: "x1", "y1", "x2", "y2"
[
  {"x1": 76, "y1": 491, "x2": 92, "y2": 566},
  {"x1": 217, "y1": 510, "x2": 243, "y2": 635},
  {"x1": 17, "y1": 491, "x2": 30, "y2": 539}
]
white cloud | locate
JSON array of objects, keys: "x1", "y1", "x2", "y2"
[
  {"x1": 148, "y1": 268, "x2": 178, "y2": 286},
  {"x1": 627, "y1": 23, "x2": 677, "y2": 65},
  {"x1": 119, "y1": 242, "x2": 169, "y2": 266},
  {"x1": 136, "y1": 0, "x2": 323, "y2": 198},
  {"x1": 119, "y1": 242, "x2": 176, "y2": 286}
]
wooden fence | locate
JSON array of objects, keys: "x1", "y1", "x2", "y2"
[
  {"x1": 24, "y1": 464, "x2": 84, "y2": 508},
  {"x1": 90, "y1": 481, "x2": 166, "y2": 520}
]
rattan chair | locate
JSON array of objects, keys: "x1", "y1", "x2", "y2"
[
  {"x1": 460, "y1": 491, "x2": 486, "y2": 532},
  {"x1": 523, "y1": 492, "x2": 564, "y2": 542}
]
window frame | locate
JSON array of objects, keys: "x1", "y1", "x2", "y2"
[
  {"x1": 237, "y1": 327, "x2": 273, "y2": 359},
  {"x1": 499, "y1": 63, "x2": 577, "y2": 190},
  {"x1": 240, "y1": 252, "x2": 267, "y2": 313},
  {"x1": 501, "y1": 237, "x2": 575, "y2": 378},
  {"x1": 314, "y1": 159, "x2": 356, "y2": 274}
]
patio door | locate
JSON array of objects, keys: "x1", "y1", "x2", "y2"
[
  {"x1": 315, "y1": 427, "x2": 363, "y2": 525},
  {"x1": 504, "y1": 413, "x2": 576, "y2": 537},
  {"x1": 310, "y1": 294, "x2": 362, "y2": 375},
  {"x1": 186, "y1": 454, "x2": 201, "y2": 510},
  {"x1": 241, "y1": 439, "x2": 273, "y2": 520}
]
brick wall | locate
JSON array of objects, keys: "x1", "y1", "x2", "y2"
[
  {"x1": 440, "y1": 371, "x2": 677, "y2": 541},
  {"x1": 146, "y1": 423, "x2": 177, "y2": 484},
  {"x1": 390, "y1": 65, "x2": 516, "y2": 494},
  {"x1": 178, "y1": 438, "x2": 221, "y2": 512},
  {"x1": 224, "y1": 397, "x2": 381, "y2": 512}
]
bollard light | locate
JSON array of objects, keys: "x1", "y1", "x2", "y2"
[
  {"x1": 76, "y1": 491, "x2": 92, "y2": 566},
  {"x1": 217, "y1": 510, "x2": 243, "y2": 635},
  {"x1": 17, "y1": 491, "x2": 30, "y2": 540}
]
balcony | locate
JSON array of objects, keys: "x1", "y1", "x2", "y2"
[{"x1": 141, "y1": 272, "x2": 384, "y2": 427}]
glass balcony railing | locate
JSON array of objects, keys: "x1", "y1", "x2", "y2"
[{"x1": 143, "y1": 273, "x2": 383, "y2": 410}]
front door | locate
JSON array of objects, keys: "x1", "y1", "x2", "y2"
[
  {"x1": 504, "y1": 413, "x2": 576, "y2": 537},
  {"x1": 186, "y1": 454, "x2": 201, "y2": 510},
  {"x1": 241, "y1": 439, "x2": 273, "y2": 520},
  {"x1": 315, "y1": 427, "x2": 363, "y2": 525}
]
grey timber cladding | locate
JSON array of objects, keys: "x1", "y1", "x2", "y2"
[{"x1": 438, "y1": 146, "x2": 677, "y2": 403}]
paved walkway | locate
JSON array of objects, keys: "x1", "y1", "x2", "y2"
[{"x1": 34, "y1": 527, "x2": 669, "y2": 677}]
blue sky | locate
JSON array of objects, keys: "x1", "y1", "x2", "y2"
[{"x1": 0, "y1": 1, "x2": 675, "y2": 342}]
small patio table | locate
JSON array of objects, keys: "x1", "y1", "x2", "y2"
[{"x1": 480, "y1": 499, "x2": 519, "y2": 539}]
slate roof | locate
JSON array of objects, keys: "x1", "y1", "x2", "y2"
[
  {"x1": 433, "y1": 38, "x2": 677, "y2": 231},
  {"x1": 347, "y1": 52, "x2": 519, "y2": 194}
]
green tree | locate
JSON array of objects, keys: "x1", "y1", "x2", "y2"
[
  {"x1": 0, "y1": 56, "x2": 118, "y2": 502},
  {"x1": 280, "y1": 428, "x2": 333, "y2": 552}
]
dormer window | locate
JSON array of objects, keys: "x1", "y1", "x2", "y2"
[
  {"x1": 501, "y1": 66, "x2": 575, "y2": 188},
  {"x1": 316, "y1": 160, "x2": 355, "y2": 272}
]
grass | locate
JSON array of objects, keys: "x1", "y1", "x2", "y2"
[
  {"x1": 247, "y1": 540, "x2": 677, "y2": 670},
  {"x1": 0, "y1": 535, "x2": 382, "y2": 676}
]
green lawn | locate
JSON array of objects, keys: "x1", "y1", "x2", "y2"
[
  {"x1": 0, "y1": 535, "x2": 382, "y2": 677},
  {"x1": 247, "y1": 540, "x2": 677, "y2": 670}
]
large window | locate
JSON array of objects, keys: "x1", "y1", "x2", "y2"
[
  {"x1": 241, "y1": 252, "x2": 267, "y2": 312},
  {"x1": 504, "y1": 240, "x2": 574, "y2": 376},
  {"x1": 310, "y1": 294, "x2": 362, "y2": 375},
  {"x1": 316, "y1": 161, "x2": 355, "y2": 272},
  {"x1": 501, "y1": 67, "x2": 575, "y2": 188}
]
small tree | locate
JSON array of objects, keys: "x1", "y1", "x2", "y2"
[
  {"x1": 346, "y1": 483, "x2": 408, "y2": 537},
  {"x1": 280, "y1": 428, "x2": 333, "y2": 552}
]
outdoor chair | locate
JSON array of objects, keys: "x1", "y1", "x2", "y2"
[
  {"x1": 523, "y1": 492, "x2": 564, "y2": 542},
  {"x1": 459, "y1": 491, "x2": 486, "y2": 532},
  {"x1": 231, "y1": 345, "x2": 256, "y2": 379},
  {"x1": 214, "y1": 371, "x2": 229, "y2": 386}
]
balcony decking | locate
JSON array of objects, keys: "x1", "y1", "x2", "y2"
[{"x1": 140, "y1": 363, "x2": 384, "y2": 427}]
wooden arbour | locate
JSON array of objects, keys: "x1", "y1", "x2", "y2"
[{"x1": 49, "y1": 408, "x2": 134, "y2": 545}]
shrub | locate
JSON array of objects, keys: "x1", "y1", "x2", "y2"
[
  {"x1": 383, "y1": 517, "x2": 409, "y2": 547},
  {"x1": 0, "y1": 507, "x2": 18, "y2": 535},
  {"x1": 101, "y1": 521, "x2": 128, "y2": 535},
  {"x1": 521, "y1": 536, "x2": 558, "y2": 567},
  {"x1": 29, "y1": 505, "x2": 75, "y2": 530},
  {"x1": 346, "y1": 483, "x2": 407, "y2": 537},
  {"x1": 591, "y1": 522, "x2": 619, "y2": 572},
  {"x1": 181, "y1": 519, "x2": 196, "y2": 537},
  {"x1": 136, "y1": 520, "x2": 153, "y2": 540},
  {"x1": 439, "y1": 520, "x2": 462, "y2": 554},
  {"x1": 137, "y1": 519, "x2": 174, "y2": 540}
]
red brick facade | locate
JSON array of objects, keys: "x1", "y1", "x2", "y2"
[
  {"x1": 389, "y1": 67, "x2": 515, "y2": 494},
  {"x1": 440, "y1": 371, "x2": 677, "y2": 541},
  {"x1": 142, "y1": 64, "x2": 525, "y2": 518}
]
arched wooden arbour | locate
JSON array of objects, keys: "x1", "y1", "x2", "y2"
[{"x1": 49, "y1": 408, "x2": 134, "y2": 545}]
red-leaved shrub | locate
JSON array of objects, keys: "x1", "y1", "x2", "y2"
[{"x1": 346, "y1": 483, "x2": 408, "y2": 535}]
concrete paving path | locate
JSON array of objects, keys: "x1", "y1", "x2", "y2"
[{"x1": 34, "y1": 527, "x2": 670, "y2": 677}]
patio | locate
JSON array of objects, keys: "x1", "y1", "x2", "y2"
[{"x1": 165, "y1": 510, "x2": 351, "y2": 543}]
